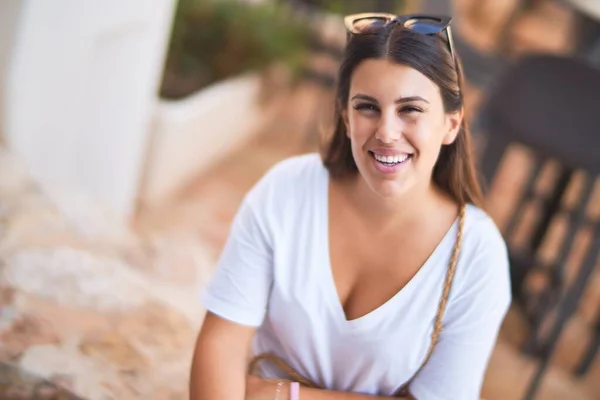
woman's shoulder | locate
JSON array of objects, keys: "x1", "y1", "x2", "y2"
[
  {"x1": 440, "y1": 204, "x2": 512, "y2": 342},
  {"x1": 462, "y1": 204, "x2": 507, "y2": 256},
  {"x1": 454, "y1": 204, "x2": 511, "y2": 294}
]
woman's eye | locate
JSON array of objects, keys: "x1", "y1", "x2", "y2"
[
  {"x1": 399, "y1": 106, "x2": 423, "y2": 114},
  {"x1": 353, "y1": 103, "x2": 379, "y2": 113}
]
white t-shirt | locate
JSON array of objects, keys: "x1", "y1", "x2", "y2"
[{"x1": 201, "y1": 153, "x2": 511, "y2": 400}]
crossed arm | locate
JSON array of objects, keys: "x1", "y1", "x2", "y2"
[
  {"x1": 189, "y1": 312, "x2": 412, "y2": 400},
  {"x1": 245, "y1": 376, "x2": 412, "y2": 400}
]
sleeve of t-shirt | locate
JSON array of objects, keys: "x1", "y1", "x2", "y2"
[
  {"x1": 409, "y1": 227, "x2": 512, "y2": 400},
  {"x1": 200, "y1": 185, "x2": 274, "y2": 328}
]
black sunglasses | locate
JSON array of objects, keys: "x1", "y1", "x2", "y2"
[{"x1": 344, "y1": 13, "x2": 458, "y2": 75}]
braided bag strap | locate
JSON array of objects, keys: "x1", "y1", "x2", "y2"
[
  {"x1": 395, "y1": 204, "x2": 466, "y2": 397},
  {"x1": 248, "y1": 353, "x2": 320, "y2": 388}
]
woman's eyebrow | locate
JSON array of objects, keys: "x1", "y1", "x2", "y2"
[
  {"x1": 351, "y1": 94, "x2": 429, "y2": 104},
  {"x1": 395, "y1": 96, "x2": 429, "y2": 104}
]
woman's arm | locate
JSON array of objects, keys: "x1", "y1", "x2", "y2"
[
  {"x1": 189, "y1": 315, "x2": 413, "y2": 400},
  {"x1": 190, "y1": 172, "x2": 277, "y2": 399},
  {"x1": 190, "y1": 312, "x2": 256, "y2": 399},
  {"x1": 246, "y1": 378, "x2": 413, "y2": 400},
  {"x1": 300, "y1": 387, "x2": 411, "y2": 400}
]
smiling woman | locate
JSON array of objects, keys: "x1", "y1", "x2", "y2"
[
  {"x1": 342, "y1": 59, "x2": 461, "y2": 198},
  {"x1": 190, "y1": 13, "x2": 511, "y2": 400}
]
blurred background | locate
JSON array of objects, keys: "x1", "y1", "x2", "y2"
[{"x1": 1, "y1": 0, "x2": 600, "y2": 399}]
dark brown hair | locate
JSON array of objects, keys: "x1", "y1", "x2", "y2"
[{"x1": 321, "y1": 23, "x2": 484, "y2": 208}]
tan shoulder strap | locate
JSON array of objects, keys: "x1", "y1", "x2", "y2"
[{"x1": 395, "y1": 204, "x2": 466, "y2": 396}]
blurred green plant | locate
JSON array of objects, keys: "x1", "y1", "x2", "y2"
[
  {"x1": 160, "y1": 0, "x2": 311, "y2": 99},
  {"x1": 291, "y1": 0, "x2": 406, "y2": 15}
]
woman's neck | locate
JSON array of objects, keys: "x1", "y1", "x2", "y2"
[{"x1": 342, "y1": 175, "x2": 448, "y2": 230}]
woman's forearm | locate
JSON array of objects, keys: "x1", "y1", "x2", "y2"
[
  {"x1": 294, "y1": 387, "x2": 411, "y2": 400},
  {"x1": 254, "y1": 379, "x2": 411, "y2": 400},
  {"x1": 190, "y1": 338, "x2": 247, "y2": 399}
]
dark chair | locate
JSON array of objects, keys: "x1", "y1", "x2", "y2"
[
  {"x1": 477, "y1": 54, "x2": 600, "y2": 400},
  {"x1": 453, "y1": 32, "x2": 509, "y2": 90}
]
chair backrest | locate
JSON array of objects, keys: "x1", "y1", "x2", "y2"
[
  {"x1": 477, "y1": 54, "x2": 600, "y2": 366},
  {"x1": 481, "y1": 54, "x2": 600, "y2": 175}
]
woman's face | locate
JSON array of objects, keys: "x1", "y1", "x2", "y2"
[{"x1": 342, "y1": 59, "x2": 462, "y2": 199}]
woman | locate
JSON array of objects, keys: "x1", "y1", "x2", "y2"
[{"x1": 190, "y1": 12, "x2": 511, "y2": 400}]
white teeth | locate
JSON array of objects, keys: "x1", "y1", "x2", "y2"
[{"x1": 373, "y1": 153, "x2": 410, "y2": 164}]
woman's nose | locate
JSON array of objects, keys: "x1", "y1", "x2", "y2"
[{"x1": 375, "y1": 110, "x2": 403, "y2": 143}]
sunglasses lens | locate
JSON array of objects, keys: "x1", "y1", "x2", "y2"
[
  {"x1": 404, "y1": 18, "x2": 444, "y2": 34},
  {"x1": 352, "y1": 17, "x2": 388, "y2": 32}
]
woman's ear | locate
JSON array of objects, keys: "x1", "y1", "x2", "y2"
[{"x1": 442, "y1": 109, "x2": 463, "y2": 145}]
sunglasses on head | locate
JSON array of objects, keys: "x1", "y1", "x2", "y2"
[{"x1": 344, "y1": 13, "x2": 458, "y2": 74}]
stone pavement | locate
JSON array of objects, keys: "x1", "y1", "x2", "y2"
[{"x1": 0, "y1": 148, "x2": 214, "y2": 399}]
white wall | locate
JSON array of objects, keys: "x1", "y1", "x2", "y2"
[
  {"x1": 141, "y1": 73, "x2": 266, "y2": 206},
  {"x1": 3, "y1": 0, "x2": 177, "y2": 219},
  {"x1": 0, "y1": 0, "x2": 23, "y2": 144}
]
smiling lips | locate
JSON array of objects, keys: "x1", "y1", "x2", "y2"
[
  {"x1": 373, "y1": 153, "x2": 410, "y2": 164},
  {"x1": 368, "y1": 150, "x2": 413, "y2": 173},
  {"x1": 370, "y1": 149, "x2": 413, "y2": 164}
]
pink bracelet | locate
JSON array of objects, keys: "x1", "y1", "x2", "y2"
[{"x1": 290, "y1": 382, "x2": 300, "y2": 400}]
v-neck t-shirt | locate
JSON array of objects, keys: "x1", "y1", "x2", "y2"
[{"x1": 201, "y1": 153, "x2": 511, "y2": 400}]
